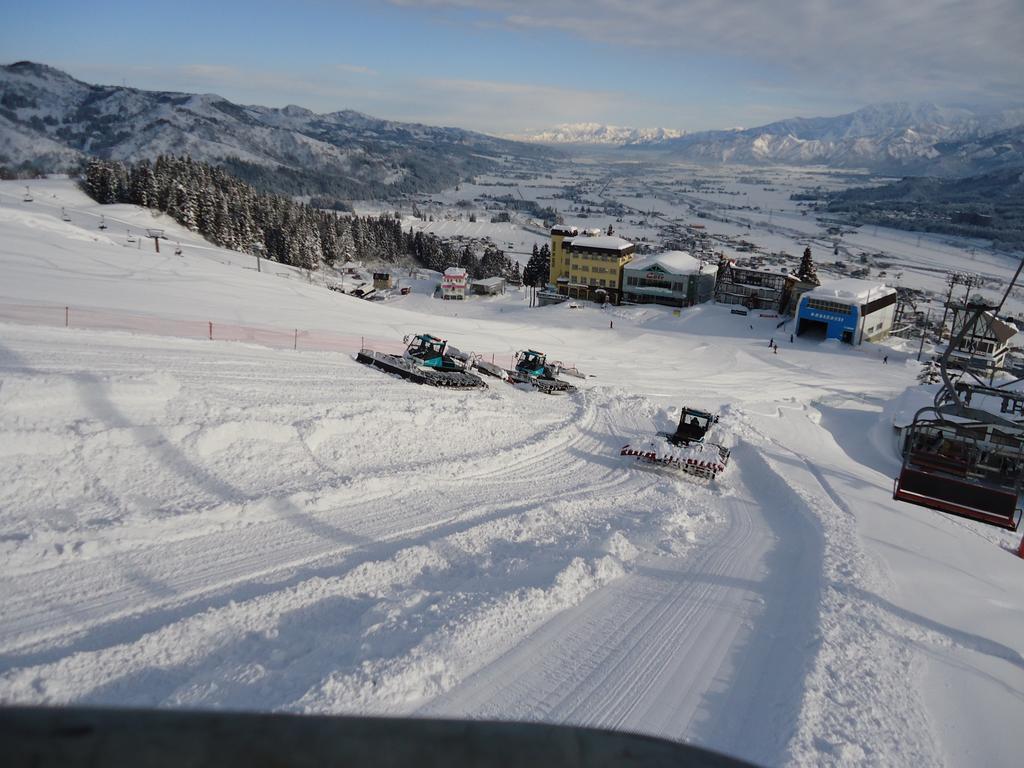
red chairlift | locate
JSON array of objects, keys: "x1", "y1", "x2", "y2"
[
  {"x1": 893, "y1": 266, "x2": 1024, "y2": 543},
  {"x1": 894, "y1": 409, "x2": 1023, "y2": 530}
]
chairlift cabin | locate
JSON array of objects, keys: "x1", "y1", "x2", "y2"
[
  {"x1": 894, "y1": 408, "x2": 1024, "y2": 530},
  {"x1": 23, "y1": 186, "x2": 33, "y2": 203},
  {"x1": 98, "y1": 215, "x2": 107, "y2": 230},
  {"x1": 893, "y1": 288, "x2": 1024, "y2": 532},
  {"x1": 61, "y1": 207, "x2": 71, "y2": 222}
]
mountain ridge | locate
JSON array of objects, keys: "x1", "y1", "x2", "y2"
[
  {"x1": 630, "y1": 101, "x2": 1024, "y2": 175},
  {"x1": 508, "y1": 122, "x2": 685, "y2": 145},
  {"x1": 0, "y1": 61, "x2": 556, "y2": 197}
]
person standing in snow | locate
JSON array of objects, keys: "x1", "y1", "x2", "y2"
[
  {"x1": 883, "y1": 355, "x2": 888, "y2": 364},
  {"x1": 790, "y1": 333, "x2": 794, "y2": 343},
  {"x1": 610, "y1": 320, "x2": 614, "y2": 329}
]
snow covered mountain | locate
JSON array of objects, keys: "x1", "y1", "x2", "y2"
[
  {"x1": 0, "y1": 62, "x2": 554, "y2": 196},
  {"x1": 509, "y1": 122, "x2": 684, "y2": 145},
  {"x1": 636, "y1": 102, "x2": 1024, "y2": 174}
]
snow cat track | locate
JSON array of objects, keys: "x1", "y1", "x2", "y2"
[
  {"x1": 474, "y1": 362, "x2": 576, "y2": 395},
  {"x1": 530, "y1": 377, "x2": 576, "y2": 395},
  {"x1": 356, "y1": 350, "x2": 486, "y2": 389},
  {"x1": 506, "y1": 371, "x2": 576, "y2": 395}
]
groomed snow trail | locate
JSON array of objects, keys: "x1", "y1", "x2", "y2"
[
  {"x1": 0, "y1": 325, "x2": 818, "y2": 765},
  {"x1": 421, "y1": 443, "x2": 822, "y2": 766}
]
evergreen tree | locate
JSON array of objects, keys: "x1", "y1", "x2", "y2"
[
  {"x1": 918, "y1": 359, "x2": 941, "y2": 385},
  {"x1": 523, "y1": 243, "x2": 550, "y2": 287},
  {"x1": 797, "y1": 246, "x2": 820, "y2": 285}
]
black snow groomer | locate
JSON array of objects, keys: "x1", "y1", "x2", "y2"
[
  {"x1": 621, "y1": 407, "x2": 730, "y2": 479},
  {"x1": 356, "y1": 333, "x2": 486, "y2": 389},
  {"x1": 476, "y1": 349, "x2": 577, "y2": 395}
]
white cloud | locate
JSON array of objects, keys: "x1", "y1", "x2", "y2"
[
  {"x1": 336, "y1": 64, "x2": 377, "y2": 76},
  {"x1": 389, "y1": 0, "x2": 1024, "y2": 106},
  {"x1": 386, "y1": 77, "x2": 623, "y2": 133}
]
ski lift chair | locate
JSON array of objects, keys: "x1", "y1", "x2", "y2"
[{"x1": 893, "y1": 408, "x2": 1024, "y2": 530}]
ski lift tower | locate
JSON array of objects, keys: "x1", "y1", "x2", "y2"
[{"x1": 146, "y1": 228, "x2": 165, "y2": 253}]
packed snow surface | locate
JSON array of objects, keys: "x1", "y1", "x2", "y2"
[
  {"x1": 2, "y1": 179, "x2": 1024, "y2": 767},
  {"x1": 806, "y1": 278, "x2": 898, "y2": 303}
]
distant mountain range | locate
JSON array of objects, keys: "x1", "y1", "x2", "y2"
[
  {"x1": 0, "y1": 62, "x2": 554, "y2": 198},
  {"x1": 508, "y1": 123, "x2": 685, "y2": 145},
  {"x1": 629, "y1": 102, "x2": 1024, "y2": 176},
  {"x1": 3, "y1": 62, "x2": 1023, "y2": 191}
]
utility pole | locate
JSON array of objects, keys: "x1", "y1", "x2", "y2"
[
  {"x1": 917, "y1": 307, "x2": 931, "y2": 361},
  {"x1": 938, "y1": 272, "x2": 959, "y2": 342}
]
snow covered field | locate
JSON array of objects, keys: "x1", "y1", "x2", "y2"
[{"x1": 2, "y1": 179, "x2": 1024, "y2": 767}]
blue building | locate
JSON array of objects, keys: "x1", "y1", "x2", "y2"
[{"x1": 795, "y1": 279, "x2": 897, "y2": 345}]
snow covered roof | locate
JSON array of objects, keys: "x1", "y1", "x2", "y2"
[
  {"x1": 626, "y1": 250, "x2": 712, "y2": 276},
  {"x1": 473, "y1": 276, "x2": 506, "y2": 287},
  {"x1": 551, "y1": 225, "x2": 579, "y2": 236},
  {"x1": 443, "y1": 267, "x2": 468, "y2": 277},
  {"x1": 566, "y1": 235, "x2": 635, "y2": 252},
  {"x1": 991, "y1": 314, "x2": 1019, "y2": 343},
  {"x1": 948, "y1": 304, "x2": 1019, "y2": 344},
  {"x1": 805, "y1": 278, "x2": 896, "y2": 305}
]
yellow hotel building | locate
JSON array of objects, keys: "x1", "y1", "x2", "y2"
[{"x1": 549, "y1": 225, "x2": 636, "y2": 304}]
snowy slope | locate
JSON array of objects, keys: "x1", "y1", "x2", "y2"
[{"x1": 2, "y1": 179, "x2": 1024, "y2": 767}]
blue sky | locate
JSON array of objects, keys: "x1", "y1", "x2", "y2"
[{"x1": 2, "y1": 0, "x2": 1021, "y2": 134}]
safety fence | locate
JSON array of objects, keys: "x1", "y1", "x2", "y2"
[{"x1": 0, "y1": 301, "x2": 525, "y2": 367}]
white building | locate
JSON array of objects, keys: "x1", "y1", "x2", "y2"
[
  {"x1": 441, "y1": 267, "x2": 468, "y2": 300},
  {"x1": 622, "y1": 251, "x2": 717, "y2": 308},
  {"x1": 470, "y1": 276, "x2": 506, "y2": 296},
  {"x1": 795, "y1": 278, "x2": 897, "y2": 344},
  {"x1": 947, "y1": 304, "x2": 1018, "y2": 372}
]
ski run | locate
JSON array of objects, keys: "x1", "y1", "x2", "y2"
[{"x1": 1, "y1": 179, "x2": 1023, "y2": 767}]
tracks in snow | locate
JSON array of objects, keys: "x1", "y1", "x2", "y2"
[
  {"x1": 0, "y1": 331, "x2": 830, "y2": 767},
  {"x1": 420, "y1": 442, "x2": 823, "y2": 766}
]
